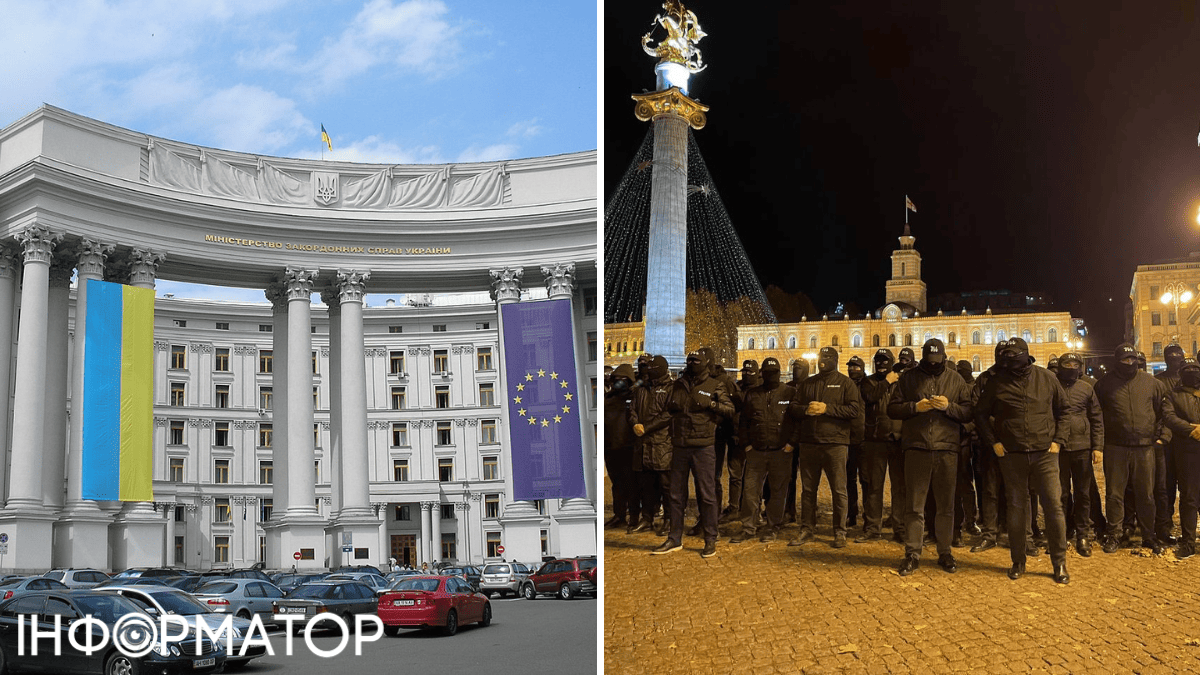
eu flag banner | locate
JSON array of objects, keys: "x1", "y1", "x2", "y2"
[
  {"x1": 80, "y1": 279, "x2": 155, "y2": 501},
  {"x1": 502, "y1": 299, "x2": 587, "y2": 500}
]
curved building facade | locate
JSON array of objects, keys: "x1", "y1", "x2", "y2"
[{"x1": 0, "y1": 106, "x2": 598, "y2": 572}]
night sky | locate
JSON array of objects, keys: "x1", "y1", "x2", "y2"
[{"x1": 604, "y1": 2, "x2": 1200, "y2": 348}]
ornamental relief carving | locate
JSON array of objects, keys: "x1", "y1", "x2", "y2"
[
  {"x1": 190, "y1": 343, "x2": 213, "y2": 353},
  {"x1": 234, "y1": 346, "x2": 257, "y2": 355}
]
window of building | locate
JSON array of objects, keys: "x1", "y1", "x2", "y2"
[
  {"x1": 215, "y1": 499, "x2": 230, "y2": 523},
  {"x1": 437, "y1": 421, "x2": 452, "y2": 446},
  {"x1": 311, "y1": 351, "x2": 318, "y2": 374},
  {"x1": 583, "y1": 292, "x2": 597, "y2": 316},
  {"x1": 313, "y1": 386, "x2": 319, "y2": 409},
  {"x1": 924, "y1": 331, "x2": 933, "y2": 343},
  {"x1": 175, "y1": 506, "x2": 185, "y2": 522},
  {"x1": 476, "y1": 322, "x2": 491, "y2": 330},
  {"x1": 587, "y1": 333, "x2": 597, "y2": 361},
  {"x1": 261, "y1": 499, "x2": 272, "y2": 522},
  {"x1": 477, "y1": 347, "x2": 493, "y2": 370},
  {"x1": 851, "y1": 334, "x2": 861, "y2": 348},
  {"x1": 767, "y1": 336, "x2": 776, "y2": 349},
  {"x1": 214, "y1": 422, "x2": 229, "y2": 447},
  {"x1": 169, "y1": 420, "x2": 185, "y2": 445},
  {"x1": 1170, "y1": 311, "x2": 1178, "y2": 326},
  {"x1": 973, "y1": 355, "x2": 981, "y2": 372},
  {"x1": 433, "y1": 324, "x2": 447, "y2": 332},
  {"x1": 170, "y1": 345, "x2": 186, "y2": 369},
  {"x1": 393, "y1": 459, "x2": 409, "y2": 482},
  {"x1": 1151, "y1": 285, "x2": 1159, "y2": 300},
  {"x1": 259, "y1": 350, "x2": 273, "y2": 373},
  {"x1": 389, "y1": 351, "x2": 406, "y2": 374},
  {"x1": 433, "y1": 349, "x2": 449, "y2": 373},
  {"x1": 436, "y1": 386, "x2": 450, "y2": 408},
  {"x1": 591, "y1": 378, "x2": 597, "y2": 408},
  {"x1": 258, "y1": 423, "x2": 272, "y2": 448},
  {"x1": 831, "y1": 336, "x2": 839, "y2": 347},
  {"x1": 948, "y1": 332, "x2": 956, "y2": 344},
  {"x1": 391, "y1": 422, "x2": 409, "y2": 447},
  {"x1": 441, "y1": 535, "x2": 456, "y2": 561},
  {"x1": 481, "y1": 419, "x2": 498, "y2": 444},
  {"x1": 259, "y1": 324, "x2": 272, "y2": 332},
  {"x1": 889, "y1": 334, "x2": 897, "y2": 347},
  {"x1": 215, "y1": 384, "x2": 230, "y2": 409},
  {"x1": 314, "y1": 423, "x2": 320, "y2": 448},
  {"x1": 395, "y1": 505, "x2": 411, "y2": 521},
  {"x1": 486, "y1": 531, "x2": 502, "y2": 557},
  {"x1": 169, "y1": 458, "x2": 184, "y2": 482},
  {"x1": 905, "y1": 334, "x2": 913, "y2": 346},
  {"x1": 1153, "y1": 342, "x2": 1164, "y2": 357},
  {"x1": 789, "y1": 336, "x2": 797, "y2": 349},
  {"x1": 441, "y1": 504, "x2": 456, "y2": 520},
  {"x1": 173, "y1": 320, "x2": 187, "y2": 328},
  {"x1": 810, "y1": 336, "x2": 818, "y2": 348},
  {"x1": 972, "y1": 330, "x2": 981, "y2": 345},
  {"x1": 389, "y1": 326, "x2": 402, "y2": 333},
  {"x1": 747, "y1": 338, "x2": 755, "y2": 349},
  {"x1": 479, "y1": 383, "x2": 495, "y2": 406},
  {"x1": 1048, "y1": 328, "x2": 1058, "y2": 343},
  {"x1": 541, "y1": 529, "x2": 548, "y2": 556},
  {"x1": 438, "y1": 458, "x2": 453, "y2": 482},
  {"x1": 872, "y1": 334, "x2": 880, "y2": 347},
  {"x1": 214, "y1": 459, "x2": 229, "y2": 484},
  {"x1": 483, "y1": 456, "x2": 499, "y2": 480},
  {"x1": 214, "y1": 536, "x2": 229, "y2": 564},
  {"x1": 534, "y1": 499, "x2": 546, "y2": 515},
  {"x1": 215, "y1": 348, "x2": 230, "y2": 371},
  {"x1": 391, "y1": 387, "x2": 406, "y2": 410},
  {"x1": 216, "y1": 322, "x2": 229, "y2": 331},
  {"x1": 314, "y1": 460, "x2": 321, "y2": 483},
  {"x1": 259, "y1": 461, "x2": 272, "y2": 485},
  {"x1": 174, "y1": 536, "x2": 185, "y2": 565},
  {"x1": 1151, "y1": 311, "x2": 1162, "y2": 326},
  {"x1": 485, "y1": 494, "x2": 500, "y2": 519},
  {"x1": 170, "y1": 382, "x2": 185, "y2": 406},
  {"x1": 259, "y1": 387, "x2": 272, "y2": 411},
  {"x1": 1022, "y1": 329, "x2": 1033, "y2": 342},
  {"x1": 997, "y1": 330, "x2": 1008, "y2": 342}
]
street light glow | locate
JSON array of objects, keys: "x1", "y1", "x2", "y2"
[
  {"x1": 1162, "y1": 292, "x2": 1174, "y2": 304},
  {"x1": 1184, "y1": 291, "x2": 1194, "y2": 303}
]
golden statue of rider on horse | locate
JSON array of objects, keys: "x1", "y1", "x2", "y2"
[{"x1": 641, "y1": 0, "x2": 707, "y2": 73}]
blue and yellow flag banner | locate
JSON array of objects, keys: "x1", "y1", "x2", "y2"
[
  {"x1": 81, "y1": 279, "x2": 155, "y2": 501},
  {"x1": 321, "y1": 124, "x2": 333, "y2": 151},
  {"x1": 502, "y1": 299, "x2": 587, "y2": 500}
]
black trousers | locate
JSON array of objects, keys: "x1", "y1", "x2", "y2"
[
  {"x1": 847, "y1": 443, "x2": 863, "y2": 525},
  {"x1": 739, "y1": 449, "x2": 792, "y2": 535},
  {"x1": 976, "y1": 441, "x2": 1006, "y2": 539},
  {"x1": 799, "y1": 443, "x2": 849, "y2": 535},
  {"x1": 1058, "y1": 450, "x2": 1096, "y2": 538},
  {"x1": 1154, "y1": 443, "x2": 1176, "y2": 538},
  {"x1": 1089, "y1": 470, "x2": 1107, "y2": 533},
  {"x1": 1104, "y1": 444, "x2": 1156, "y2": 542},
  {"x1": 785, "y1": 446, "x2": 801, "y2": 520},
  {"x1": 904, "y1": 448, "x2": 957, "y2": 558},
  {"x1": 726, "y1": 443, "x2": 748, "y2": 517},
  {"x1": 669, "y1": 445, "x2": 719, "y2": 543},
  {"x1": 637, "y1": 469, "x2": 669, "y2": 524},
  {"x1": 704, "y1": 427, "x2": 735, "y2": 512},
  {"x1": 606, "y1": 444, "x2": 635, "y2": 521},
  {"x1": 998, "y1": 450, "x2": 1068, "y2": 566},
  {"x1": 1176, "y1": 449, "x2": 1200, "y2": 545},
  {"x1": 860, "y1": 441, "x2": 893, "y2": 536},
  {"x1": 886, "y1": 443, "x2": 907, "y2": 536},
  {"x1": 954, "y1": 440, "x2": 978, "y2": 534}
]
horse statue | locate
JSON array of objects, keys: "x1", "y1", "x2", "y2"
[{"x1": 641, "y1": 0, "x2": 707, "y2": 73}]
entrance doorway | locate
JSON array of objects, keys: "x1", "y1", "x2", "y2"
[{"x1": 391, "y1": 534, "x2": 416, "y2": 567}]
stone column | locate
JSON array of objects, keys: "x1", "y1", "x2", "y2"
[
  {"x1": 322, "y1": 289, "x2": 342, "y2": 517},
  {"x1": 541, "y1": 263, "x2": 597, "y2": 557},
  {"x1": 110, "y1": 249, "x2": 167, "y2": 568},
  {"x1": 419, "y1": 501, "x2": 433, "y2": 565},
  {"x1": 0, "y1": 250, "x2": 17, "y2": 507},
  {"x1": 431, "y1": 498, "x2": 442, "y2": 564},
  {"x1": 455, "y1": 501, "x2": 471, "y2": 564},
  {"x1": 0, "y1": 226, "x2": 62, "y2": 571},
  {"x1": 280, "y1": 266, "x2": 324, "y2": 569},
  {"x1": 372, "y1": 503, "x2": 389, "y2": 568},
  {"x1": 262, "y1": 284, "x2": 290, "y2": 568},
  {"x1": 42, "y1": 258, "x2": 73, "y2": 511}
]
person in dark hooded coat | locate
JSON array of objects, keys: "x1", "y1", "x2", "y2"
[
  {"x1": 1054, "y1": 352, "x2": 1104, "y2": 556},
  {"x1": 730, "y1": 358, "x2": 793, "y2": 544},
  {"x1": 857, "y1": 348, "x2": 903, "y2": 542},
  {"x1": 783, "y1": 359, "x2": 811, "y2": 524},
  {"x1": 1153, "y1": 344, "x2": 1186, "y2": 544},
  {"x1": 845, "y1": 355, "x2": 868, "y2": 531},
  {"x1": 604, "y1": 364, "x2": 637, "y2": 528},
  {"x1": 630, "y1": 356, "x2": 674, "y2": 535},
  {"x1": 1162, "y1": 357, "x2": 1200, "y2": 558}
]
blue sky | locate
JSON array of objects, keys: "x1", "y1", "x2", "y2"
[{"x1": 1, "y1": 0, "x2": 597, "y2": 304}]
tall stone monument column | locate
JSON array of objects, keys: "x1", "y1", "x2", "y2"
[
  {"x1": 110, "y1": 249, "x2": 167, "y2": 569},
  {"x1": 43, "y1": 257, "x2": 74, "y2": 512},
  {"x1": 57, "y1": 239, "x2": 115, "y2": 568},
  {"x1": 0, "y1": 225, "x2": 63, "y2": 571},
  {"x1": 0, "y1": 249, "x2": 18, "y2": 507},
  {"x1": 633, "y1": 0, "x2": 710, "y2": 369},
  {"x1": 262, "y1": 283, "x2": 290, "y2": 567}
]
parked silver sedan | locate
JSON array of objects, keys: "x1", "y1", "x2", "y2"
[
  {"x1": 192, "y1": 578, "x2": 286, "y2": 623},
  {"x1": 42, "y1": 568, "x2": 110, "y2": 589},
  {"x1": 0, "y1": 577, "x2": 68, "y2": 600},
  {"x1": 273, "y1": 580, "x2": 378, "y2": 633},
  {"x1": 325, "y1": 572, "x2": 390, "y2": 595}
]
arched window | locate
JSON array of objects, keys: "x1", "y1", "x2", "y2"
[
  {"x1": 1048, "y1": 328, "x2": 1058, "y2": 343},
  {"x1": 972, "y1": 355, "x2": 981, "y2": 372},
  {"x1": 768, "y1": 337, "x2": 776, "y2": 349},
  {"x1": 605, "y1": 343, "x2": 612, "y2": 355},
  {"x1": 948, "y1": 332, "x2": 956, "y2": 344},
  {"x1": 972, "y1": 330, "x2": 981, "y2": 345},
  {"x1": 810, "y1": 336, "x2": 818, "y2": 348},
  {"x1": 924, "y1": 331, "x2": 933, "y2": 343},
  {"x1": 831, "y1": 336, "x2": 839, "y2": 347},
  {"x1": 889, "y1": 334, "x2": 897, "y2": 347},
  {"x1": 997, "y1": 330, "x2": 1007, "y2": 342},
  {"x1": 850, "y1": 334, "x2": 860, "y2": 347},
  {"x1": 788, "y1": 336, "x2": 797, "y2": 349},
  {"x1": 748, "y1": 338, "x2": 755, "y2": 350},
  {"x1": 905, "y1": 334, "x2": 913, "y2": 346},
  {"x1": 985, "y1": 330, "x2": 993, "y2": 344},
  {"x1": 1022, "y1": 329, "x2": 1032, "y2": 343},
  {"x1": 872, "y1": 334, "x2": 880, "y2": 347},
  {"x1": 621, "y1": 342, "x2": 628, "y2": 353}
]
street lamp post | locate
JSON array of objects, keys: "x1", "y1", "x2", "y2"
[{"x1": 1160, "y1": 281, "x2": 1194, "y2": 348}]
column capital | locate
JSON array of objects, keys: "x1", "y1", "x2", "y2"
[
  {"x1": 420, "y1": 501, "x2": 438, "y2": 511},
  {"x1": 319, "y1": 287, "x2": 340, "y2": 307},
  {"x1": 336, "y1": 269, "x2": 371, "y2": 304},
  {"x1": 76, "y1": 239, "x2": 115, "y2": 279},
  {"x1": 129, "y1": 249, "x2": 166, "y2": 286},
  {"x1": 48, "y1": 257, "x2": 74, "y2": 288},
  {"x1": 283, "y1": 266, "x2": 319, "y2": 301},
  {"x1": 541, "y1": 262, "x2": 576, "y2": 298},
  {"x1": 631, "y1": 88, "x2": 709, "y2": 129},
  {"x1": 0, "y1": 247, "x2": 16, "y2": 281},
  {"x1": 17, "y1": 226, "x2": 63, "y2": 265},
  {"x1": 489, "y1": 267, "x2": 524, "y2": 304},
  {"x1": 265, "y1": 283, "x2": 288, "y2": 310}
]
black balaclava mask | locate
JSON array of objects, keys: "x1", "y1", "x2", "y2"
[
  {"x1": 1114, "y1": 344, "x2": 1138, "y2": 379},
  {"x1": 817, "y1": 347, "x2": 838, "y2": 374},
  {"x1": 1057, "y1": 355, "x2": 1082, "y2": 386},
  {"x1": 685, "y1": 350, "x2": 708, "y2": 378},
  {"x1": 956, "y1": 360, "x2": 974, "y2": 383},
  {"x1": 761, "y1": 357, "x2": 782, "y2": 389},
  {"x1": 636, "y1": 354, "x2": 650, "y2": 384},
  {"x1": 648, "y1": 355, "x2": 669, "y2": 383},
  {"x1": 611, "y1": 364, "x2": 635, "y2": 392},
  {"x1": 1137, "y1": 351, "x2": 1147, "y2": 372},
  {"x1": 873, "y1": 349, "x2": 895, "y2": 376},
  {"x1": 1000, "y1": 338, "x2": 1033, "y2": 377},
  {"x1": 791, "y1": 359, "x2": 810, "y2": 383},
  {"x1": 1047, "y1": 358, "x2": 1059, "y2": 374},
  {"x1": 1181, "y1": 359, "x2": 1200, "y2": 388},
  {"x1": 847, "y1": 356, "x2": 865, "y2": 382},
  {"x1": 897, "y1": 347, "x2": 916, "y2": 371},
  {"x1": 993, "y1": 340, "x2": 1008, "y2": 371},
  {"x1": 697, "y1": 347, "x2": 717, "y2": 377},
  {"x1": 919, "y1": 338, "x2": 947, "y2": 376},
  {"x1": 1165, "y1": 345, "x2": 1186, "y2": 375}
]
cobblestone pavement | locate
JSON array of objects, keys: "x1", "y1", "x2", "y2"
[{"x1": 603, "y1": 476, "x2": 1200, "y2": 674}]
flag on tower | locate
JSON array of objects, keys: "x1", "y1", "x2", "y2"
[
  {"x1": 80, "y1": 279, "x2": 155, "y2": 501},
  {"x1": 321, "y1": 124, "x2": 333, "y2": 151},
  {"x1": 905, "y1": 195, "x2": 917, "y2": 213}
]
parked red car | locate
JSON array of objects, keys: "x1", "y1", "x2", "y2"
[
  {"x1": 520, "y1": 556, "x2": 597, "y2": 600},
  {"x1": 376, "y1": 576, "x2": 492, "y2": 636}
]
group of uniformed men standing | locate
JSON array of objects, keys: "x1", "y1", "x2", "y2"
[{"x1": 604, "y1": 338, "x2": 1200, "y2": 584}]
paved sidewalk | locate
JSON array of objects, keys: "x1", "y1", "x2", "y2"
[{"x1": 603, "y1": 478, "x2": 1200, "y2": 674}]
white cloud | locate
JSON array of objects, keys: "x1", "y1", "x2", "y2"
[
  {"x1": 506, "y1": 119, "x2": 543, "y2": 139},
  {"x1": 295, "y1": 134, "x2": 446, "y2": 164},
  {"x1": 187, "y1": 85, "x2": 311, "y2": 154},
  {"x1": 456, "y1": 143, "x2": 520, "y2": 163}
]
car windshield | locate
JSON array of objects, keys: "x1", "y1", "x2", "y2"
[
  {"x1": 0, "y1": 579, "x2": 26, "y2": 589},
  {"x1": 147, "y1": 591, "x2": 210, "y2": 615},
  {"x1": 483, "y1": 565, "x2": 509, "y2": 574},
  {"x1": 441, "y1": 568, "x2": 463, "y2": 575},
  {"x1": 578, "y1": 559, "x2": 596, "y2": 570},
  {"x1": 196, "y1": 582, "x2": 239, "y2": 595},
  {"x1": 44, "y1": 572, "x2": 65, "y2": 581},
  {"x1": 74, "y1": 595, "x2": 147, "y2": 623},
  {"x1": 391, "y1": 578, "x2": 440, "y2": 592},
  {"x1": 288, "y1": 585, "x2": 333, "y2": 599}
]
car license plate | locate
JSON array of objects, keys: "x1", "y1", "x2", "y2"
[
  {"x1": 393, "y1": 600, "x2": 415, "y2": 606},
  {"x1": 194, "y1": 657, "x2": 215, "y2": 668},
  {"x1": 284, "y1": 607, "x2": 306, "y2": 613}
]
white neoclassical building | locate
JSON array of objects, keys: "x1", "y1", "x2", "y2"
[{"x1": 0, "y1": 106, "x2": 598, "y2": 573}]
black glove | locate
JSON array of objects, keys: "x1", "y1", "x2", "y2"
[
  {"x1": 892, "y1": 363, "x2": 906, "y2": 374},
  {"x1": 692, "y1": 389, "x2": 717, "y2": 410}
]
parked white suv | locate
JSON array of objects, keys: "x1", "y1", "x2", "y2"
[
  {"x1": 479, "y1": 562, "x2": 532, "y2": 598},
  {"x1": 43, "y1": 568, "x2": 110, "y2": 589}
]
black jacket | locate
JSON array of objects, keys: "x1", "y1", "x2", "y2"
[
  {"x1": 860, "y1": 373, "x2": 901, "y2": 442},
  {"x1": 1163, "y1": 386, "x2": 1200, "y2": 454},
  {"x1": 848, "y1": 376, "x2": 867, "y2": 444},
  {"x1": 603, "y1": 388, "x2": 635, "y2": 451},
  {"x1": 887, "y1": 366, "x2": 973, "y2": 451},
  {"x1": 1093, "y1": 372, "x2": 1172, "y2": 448},
  {"x1": 975, "y1": 365, "x2": 1068, "y2": 453},
  {"x1": 786, "y1": 370, "x2": 863, "y2": 445},
  {"x1": 1059, "y1": 378, "x2": 1104, "y2": 451},
  {"x1": 630, "y1": 375, "x2": 674, "y2": 471},
  {"x1": 738, "y1": 382, "x2": 795, "y2": 451},
  {"x1": 668, "y1": 372, "x2": 735, "y2": 447}
]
